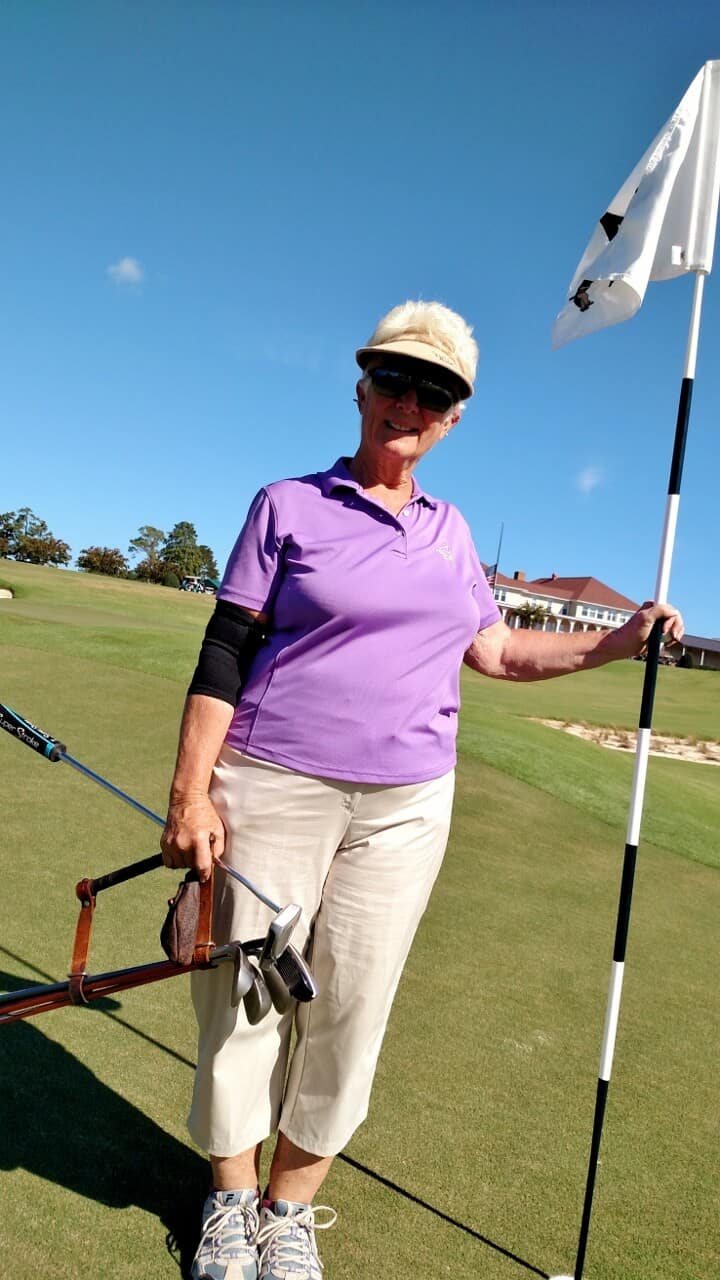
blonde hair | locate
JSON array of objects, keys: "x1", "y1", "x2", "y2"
[{"x1": 364, "y1": 300, "x2": 478, "y2": 392}]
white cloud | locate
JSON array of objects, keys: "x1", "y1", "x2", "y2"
[
  {"x1": 576, "y1": 465, "x2": 604, "y2": 494},
  {"x1": 107, "y1": 257, "x2": 144, "y2": 285}
]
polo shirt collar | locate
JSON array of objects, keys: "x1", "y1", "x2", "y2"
[{"x1": 320, "y1": 457, "x2": 438, "y2": 509}]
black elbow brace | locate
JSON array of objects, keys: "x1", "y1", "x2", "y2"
[{"x1": 188, "y1": 599, "x2": 269, "y2": 706}]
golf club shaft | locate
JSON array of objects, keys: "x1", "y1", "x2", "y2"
[
  {"x1": 0, "y1": 699, "x2": 280, "y2": 912},
  {"x1": 212, "y1": 858, "x2": 279, "y2": 913},
  {"x1": 62, "y1": 753, "x2": 166, "y2": 826},
  {"x1": 68, "y1": 757, "x2": 279, "y2": 910},
  {"x1": 65, "y1": 754, "x2": 280, "y2": 909}
]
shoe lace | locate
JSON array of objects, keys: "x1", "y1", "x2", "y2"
[
  {"x1": 201, "y1": 1199, "x2": 260, "y2": 1262},
  {"x1": 257, "y1": 1206, "x2": 337, "y2": 1273}
]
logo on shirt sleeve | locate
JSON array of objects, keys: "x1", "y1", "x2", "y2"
[{"x1": 435, "y1": 542, "x2": 454, "y2": 562}]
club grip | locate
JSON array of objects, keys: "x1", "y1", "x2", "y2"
[
  {"x1": 88, "y1": 852, "x2": 165, "y2": 897},
  {"x1": 0, "y1": 702, "x2": 66, "y2": 762}
]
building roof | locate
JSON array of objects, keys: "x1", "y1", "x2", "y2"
[
  {"x1": 483, "y1": 567, "x2": 639, "y2": 611},
  {"x1": 527, "y1": 575, "x2": 639, "y2": 610},
  {"x1": 667, "y1": 633, "x2": 720, "y2": 654}
]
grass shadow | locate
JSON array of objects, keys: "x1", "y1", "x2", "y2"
[
  {"x1": 339, "y1": 1153, "x2": 550, "y2": 1278},
  {"x1": 0, "y1": 970, "x2": 207, "y2": 1277},
  {"x1": 0, "y1": 954, "x2": 549, "y2": 1278}
]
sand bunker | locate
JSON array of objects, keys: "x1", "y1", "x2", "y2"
[{"x1": 536, "y1": 719, "x2": 720, "y2": 766}]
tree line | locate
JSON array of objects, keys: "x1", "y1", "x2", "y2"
[{"x1": 0, "y1": 509, "x2": 219, "y2": 584}]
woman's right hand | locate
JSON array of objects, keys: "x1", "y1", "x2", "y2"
[{"x1": 160, "y1": 793, "x2": 226, "y2": 883}]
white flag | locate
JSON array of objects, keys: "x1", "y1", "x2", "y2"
[{"x1": 553, "y1": 61, "x2": 720, "y2": 348}]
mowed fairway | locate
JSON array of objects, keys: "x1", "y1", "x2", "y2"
[{"x1": 1, "y1": 560, "x2": 718, "y2": 1280}]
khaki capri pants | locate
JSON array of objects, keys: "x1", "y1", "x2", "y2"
[{"x1": 188, "y1": 747, "x2": 455, "y2": 1158}]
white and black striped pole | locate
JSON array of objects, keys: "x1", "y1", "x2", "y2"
[
  {"x1": 566, "y1": 270, "x2": 705, "y2": 1280},
  {"x1": 549, "y1": 62, "x2": 720, "y2": 1280}
]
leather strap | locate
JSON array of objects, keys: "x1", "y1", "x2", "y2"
[
  {"x1": 67, "y1": 859, "x2": 214, "y2": 1008},
  {"x1": 193, "y1": 865, "x2": 214, "y2": 965},
  {"x1": 1, "y1": 860, "x2": 252, "y2": 1025},
  {"x1": 68, "y1": 878, "x2": 95, "y2": 1005}
]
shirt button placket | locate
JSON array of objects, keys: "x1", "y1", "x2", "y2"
[{"x1": 394, "y1": 523, "x2": 407, "y2": 558}]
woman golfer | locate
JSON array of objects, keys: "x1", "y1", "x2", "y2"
[{"x1": 161, "y1": 299, "x2": 683, "y2": 1280}]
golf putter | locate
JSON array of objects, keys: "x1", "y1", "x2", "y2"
[
  {"x1": 258, "y1": 903, "x2": 303, "y2": 1013},
  {"x1": 260, "y1": 903, "x2": 302, "y2": 967}
]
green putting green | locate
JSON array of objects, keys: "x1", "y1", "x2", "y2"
[{"x1": 1, "y1": 560, "x2": 718, "y2": 1279}]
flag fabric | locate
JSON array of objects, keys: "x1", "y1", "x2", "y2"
[
  {"x1": 484, "y1": 563, "x2": 498, "y2": 582},
  {"x1": 553, "y1": 61, "x2": 720, "y2": 348}
]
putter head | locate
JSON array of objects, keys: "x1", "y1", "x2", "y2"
[
  {"x1": 242, "y1": 958, "x2": 272, "y2": 1025},
  {"x1": 259, "y1": 903, "x2": 302, "y2": 968}
]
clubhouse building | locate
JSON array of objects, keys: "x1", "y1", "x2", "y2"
[
  {"x1": 485, "y1": 568, "x2": 638, "y2": 632},
  {"x1": 663, "y1": 634, "x2": 720, "y2": 671}
]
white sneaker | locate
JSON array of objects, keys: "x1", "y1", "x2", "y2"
[
  {"x1": 257, "y1": 1199, "x2": 337, "y2": 1279},
  {"x1": 191, "y1": 1188, "x2": 260, "y2": 1280}
]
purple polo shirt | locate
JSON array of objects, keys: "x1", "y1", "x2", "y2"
[{"x1": 219, "y1": 458, "x2": 500, "y2": 783}]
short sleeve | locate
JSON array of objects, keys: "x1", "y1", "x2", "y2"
[
  {"x1": 217, "y1": 489, "x2": 283, "y2": 613},
  {"x1": 469, "y1": 537, "x2": 502, "y2": 631}
]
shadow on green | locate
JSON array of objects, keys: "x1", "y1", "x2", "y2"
[{"x1": 0, "y1": 970, "x2": 208, "y2": 1279}]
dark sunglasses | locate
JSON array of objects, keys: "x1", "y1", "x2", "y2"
[{"x1": 367, "y1": 367, "x2": 458, "y2": 413}]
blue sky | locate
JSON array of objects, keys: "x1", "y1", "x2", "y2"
[{"x1": 2, "y1": 2, "x2": 719, "y2": 634}]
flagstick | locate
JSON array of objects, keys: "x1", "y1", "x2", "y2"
[
  {"x1": 564, "y1": 270, "x2": 705, "y2": 1280},
  {"x1": 491, "y1": 520, "x2": 504, "y2": 590}
]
